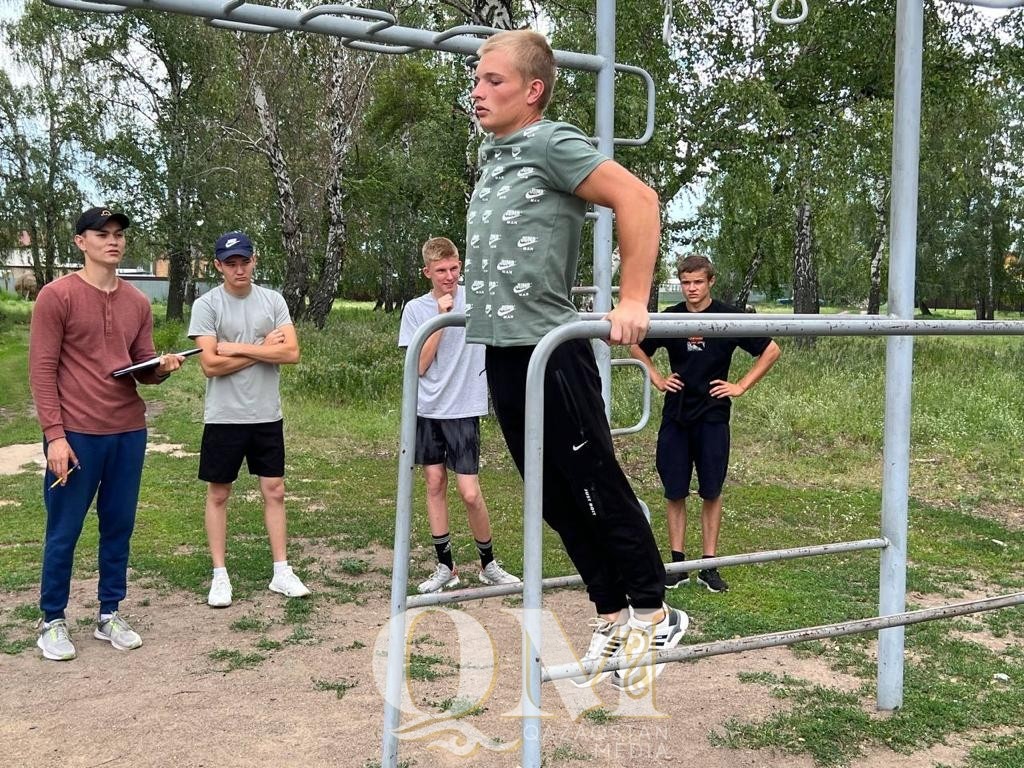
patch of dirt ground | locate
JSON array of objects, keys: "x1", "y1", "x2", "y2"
[
  {"x1": 0, "y1": 564, "x2": 988, "y2": 768},
  {"x1": 0, "y1": 445, "x2": 990, "y2": 767}
]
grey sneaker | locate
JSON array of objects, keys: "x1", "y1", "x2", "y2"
[
  {"x1": 94, "y1": 612, "x2": 143, "y2": 651},
  {"x1": 479, "y1": 560, "x2": 521, "y2": 586},
  {"x1": 269, "y1": 566, "x2": 311, "y2": 598},
  {"x1": 37, "y1": 618, "x2": 76, "y2": 661},
  {"x1": 417, "y1": 563, "x2": 460, "y2": 594}
]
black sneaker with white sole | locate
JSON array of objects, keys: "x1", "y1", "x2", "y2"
[
  {"x1": 696, "y1": 567, "x2": 729, "y2": 593},
  {"x1": 665, "y1": 569, "x2": 688, "y2": 589}
]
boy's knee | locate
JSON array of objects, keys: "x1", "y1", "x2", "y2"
[{"x1": 262, "y1": 478, "x2": 285, "y2": 502}]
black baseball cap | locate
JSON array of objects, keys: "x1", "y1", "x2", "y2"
[{"x1": 76, "y1": 206, "x2": 131, "y2": 235}]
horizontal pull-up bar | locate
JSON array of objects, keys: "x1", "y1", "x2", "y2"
[
  {"x1": 43, "y1": 0, "x2": 610, "y2": 71},
  {"x1": 543, "y1": 591, "x2": 1024, "y2": 683},
  {"x1": 571, "y1": 314, "x2": 1024, "y2": 339},
  {"x1": 406, "y1": 537, "x2": 888, "y2": 608}
]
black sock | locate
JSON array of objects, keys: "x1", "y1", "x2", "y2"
[
  {"x1": 433, "y1": 533, "x2": 454, "y2": 569},
  {"x1": 476, "y1": 538, "x2": 494, "y2": 568},
  {"x1": 671, "y1": 550, "x2": 686, "y2": 563}
]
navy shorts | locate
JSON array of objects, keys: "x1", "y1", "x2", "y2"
[
  {"x1": 198, "y1": 420, "x2": 285, "y2": 483},
  {"x1": 414, "y1": 416, "x2": 481, "y2": 475},
  {"x1": 655, "y1": 419, "x2": 730, "y2": 500}
]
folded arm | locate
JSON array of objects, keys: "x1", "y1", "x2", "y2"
[{"x1": 196, "y1": 325, "x2": 300, "y2": 378}]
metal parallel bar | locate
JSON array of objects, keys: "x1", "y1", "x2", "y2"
[
  {"x1": 600, "y1": 316, "x2": 1024, "y2": 338},
  {"x1": 609, "y1": 357, "x2": 651, "y2": 436},
  {"x1": 406, "y1": 538, "x2": 888, "y2": 608},
  {"x1": 42, "y1": 0, "x2": 610, "y2": 72},
  {"x1": 296, "y1": 4, "x2": 396, "y2": 32},
  {"x1": 592, "y1": 0, "x2": 617, "y2": 421},
  {"x1": 612, "y1": 63, "x2": 656, "y2": 146},
  {"x1": 433, "y1": 24, "x2": 505, "y2": 44},
  {"x1": 878, "y1": 0, "x2": 924, "y2": 713},
  {"x1": 771, "y1": 0, "x2": 809, "y2": 25},
  {"x1": 950, "y1": 0, "x2": 1024, "y2": 7},
  {"x1": 381, "y1": 312, "x2": 462, "y2": 767},
  {"x1": 544, "y1": 591, "x2": 1024, "y2": 682},
  {"x1": 207, "y1": 18, "x2": 280, "y2": 33},
  {"x1": 44, "y1": 0, "x2": 126, "y2": 12}
]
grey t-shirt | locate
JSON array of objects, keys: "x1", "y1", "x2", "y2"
[
  {"x1": 463, "y1": 120, "x2": 607, "y2": 346},
  {"x1": 398, "y1": 285, "x2": 487, "y2": 419},
  {"x1": 188, "y1": 284, "x2": 292, "y2": 424}
]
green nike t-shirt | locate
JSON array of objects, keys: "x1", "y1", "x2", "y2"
[{"x1": 464, "y1": 120, "x2": 607, "y2": 346}]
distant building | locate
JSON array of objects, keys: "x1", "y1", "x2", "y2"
[{"x1": 0, "y1": 231, "x2": 80, "y2": 294}]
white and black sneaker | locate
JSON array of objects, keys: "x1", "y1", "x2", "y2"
[
  {"x1": 570, "y1": 616, "x2": 632, "y2": 687},
  {"x1": 611, "y1": 605, "x2": 689, "y2": 692}
]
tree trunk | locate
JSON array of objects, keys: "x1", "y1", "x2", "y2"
[
  {"x1": 251, "y1": 80, "x2": 307, "y2": 320},
  {"x1": 974, "y1": 291, "x2": 986, "y2": 321},
  {"x1": 867, "y1": 183, "x2": 888, "y2": 315},
  {"x1": 306, "y1": 50, "x2": 349, "y2": 329},
  {"x1": 984, "y1": 208, "x2": 996, "y2": 321},
  {"x1": 736, "y1": 240, "x2": 766, "y2": 308},
  {"x1": 867, "y1": 230, "x2": 885, "y2": 315},
  {"x1": 792, "y1": 195, "x2": 818, "y2": 347}
]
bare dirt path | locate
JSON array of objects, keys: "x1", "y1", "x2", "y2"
[
  {"x1": 0, "y1": 444, "x2": 976, "y2": 768},
  {"x1": 0, "y1": 570, "x2": 977, "y2": 768}
]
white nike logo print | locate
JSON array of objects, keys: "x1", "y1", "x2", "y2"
[{"x1": 572, "y1": 440, "x2": 588, "y2": 452}]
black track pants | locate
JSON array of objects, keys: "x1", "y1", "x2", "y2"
[{"x1": 486, "y1": 340, "x2": 666, "y2": 613}]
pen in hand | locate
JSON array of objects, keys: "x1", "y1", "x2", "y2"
[{"x1": 49, "y1": 463, "x2": 81, "y2": 490}]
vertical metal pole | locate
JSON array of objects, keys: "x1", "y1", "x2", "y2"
[
  {"x1": 877, "y1": 0, "x2": 923, "y2": 712},
  {"x1": 593, "y1": 0, "x2": 616, "y2": 415},
  {"x1": 381, "y1": 331, "x2": 434, "y2": 766},
  {"x1": 521, "y1": 344, "x2": 550, "y2": 768}
]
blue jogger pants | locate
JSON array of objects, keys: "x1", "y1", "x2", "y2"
[{"x1": 40, "y1": 429, "x2": 147, "y2": 621}]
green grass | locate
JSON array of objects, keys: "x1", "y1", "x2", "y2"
[
  {"x1": 581, "y1": 707, "x2": 617, "y2": 726},
  {"x1": 207, "y1": 648, "x2": 266, "y2": 672},
  {"x1": 407, "y1": 652, "x2": 452, "y2": 682},
  {"x1": 2, "y1": 301, "x2": 1024, "y2": 765},
  {"x1": 312, "y1": 677, "x2": 358, "y2": 699}
]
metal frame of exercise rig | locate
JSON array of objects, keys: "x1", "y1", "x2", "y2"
[{"x1": 40, "y1": 0, "x2": 1024, "y2": 766}]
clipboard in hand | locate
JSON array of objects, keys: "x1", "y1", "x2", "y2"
[{"x1": 112, "y1": 347, "x2": 201, "y2": 378}]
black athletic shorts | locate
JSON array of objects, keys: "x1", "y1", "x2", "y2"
[
  {"x1": 198, "y1": 420, "x2": 286, "y2": 483},
  {"x1": 655, "y1": 419, "x2": 730, "y2": 500},
  {"x1": 414, "y1": 416, "x2": 481, "y2": 475}
]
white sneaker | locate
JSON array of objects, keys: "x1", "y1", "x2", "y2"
[
  {"x1": 569, "y1": 616, "x2": 631, "y2": 687},
  {"x1": 94, "y1": 612, "x2": 143, "y2": 651},
  {"x1": 268, "y1": 566, "x2": 311, "y2": 598},
  {"x1": 479, "y1": 560, "x2": 522, "y2": 586},
  {"x1": 208, "y1": 574, "x2": 232, "y2": 607},
  {"x1": 37, "y1": 618, "x2": 76, "y2": 661},
  {"x1": 611, "y1": 604, "x2": 689, "y2": 692},
  {"x1": 417, "y1": 563, "x2": 460, "y2": 594}
]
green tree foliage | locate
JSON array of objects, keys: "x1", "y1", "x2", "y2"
[
  {"x1": 4, "y1": 0, "x2": 1023, "y2": 318},
  {"x1": 343, "y1": 55, "x2": 472, "y2": 310},
  {"x1": 0, "y1": 3, "x2": 97, "y2": 284}
]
